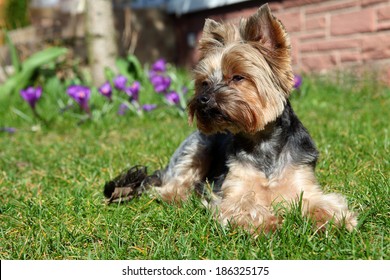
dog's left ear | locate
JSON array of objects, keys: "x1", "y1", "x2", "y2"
[{"x1": 240, "y1": 3, "x2": 290, "y2": 50}]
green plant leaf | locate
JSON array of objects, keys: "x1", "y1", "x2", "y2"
[
  {"x1": 4, "y1": 30, "x2": 21, "y2": 72},
  {"x1": 127, "y1": 54, "x2": 143, "y2": 81},
  {"x1": 0, "y1": 68, "x2": 34, "y2": 96},
  {"x1": 115, "y1": 58, "x2": 129, "y2": 78},
  {"x1": 104, "y1": 66, "x2": 116, "y2": 83},
  {"x1": 22, "y1": 47, "x2": 67, "y2": 71},
  {"x1": 0, "y1": 47, "x2": 68, "y2": 97}
]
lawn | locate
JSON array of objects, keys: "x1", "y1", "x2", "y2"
[{"x1": 0, "y1": 72, "x2": 389, "y2": 260}]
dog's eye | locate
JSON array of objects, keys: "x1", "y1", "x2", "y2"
[{"x1": 232, "y1": 75, "x2": 244, "y2": 82}]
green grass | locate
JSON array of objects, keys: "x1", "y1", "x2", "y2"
[{"x1": 0, "y1": 73, "x2": 389, "y2": 260}]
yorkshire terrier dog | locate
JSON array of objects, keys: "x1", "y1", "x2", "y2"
[{"x1": 104, "y1": 4, "x2": 357, "y2": 233}]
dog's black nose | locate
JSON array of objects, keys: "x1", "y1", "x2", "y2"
[{"x1": 197, "y1": 94, "x2": 210, "y2": 105}]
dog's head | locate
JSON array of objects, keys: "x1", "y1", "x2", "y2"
[{"x1": 188, "y1": 4, "x2": 294, "y2": 134}]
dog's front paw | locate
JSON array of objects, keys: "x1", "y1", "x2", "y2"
[
  {"x1": 218, "y1": 201, "x2": 281, "y2": 234},
  {"x1": 303, "y1": 193, "x2": 358, "y2": 232}
]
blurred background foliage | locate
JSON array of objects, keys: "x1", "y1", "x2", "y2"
[{"x1": 3, "y1": 0, "x2": 30, "y2": 30}]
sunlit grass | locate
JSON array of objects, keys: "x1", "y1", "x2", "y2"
[{"x1": 0, "y1": 73, "x2": 389, "y2": 259}]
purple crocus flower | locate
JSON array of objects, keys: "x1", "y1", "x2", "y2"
[
  {"x1": 151, "y1": 58, "x2": 167, "y2": 73},
  {"x1": 0, "y1": 127, "x2": 17, "y2": 134},
  {"x1": 293, "y1": 74, "x2": 302, "y2": 89},
  {"x1": 98, "y1": 82, "x2": 112, "y2": 101},
  {"x1": 20, "y1": 86, "x2": 42, "y2": 109},
  {"x1": 117, "y1": 103, "x2": 128, "y2": 115},
  {"x1": 165, "y1": 91, "x2": 180, "y2": 105},
  {"x1": 142, "y1": 104, "x2": 157, "y2": 112},
  {"x1": 125, "y1": 81, "x2": 141, "y2": 102},
  {"x1": 150, "y1": 75, "x2": 171, "y2": 93},
  {"x1": 113, "y1": 75, "x2": 128, "y2": 90},
  {"x1": 66, "y1": 85, "x2": 91, "y2": 113}
]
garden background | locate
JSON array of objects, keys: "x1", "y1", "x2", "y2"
[{"x1": 0, "y1": 0, "x2": 389, "y2": 260}]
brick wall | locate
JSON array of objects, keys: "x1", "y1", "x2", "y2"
[
  {"x1": 173, "y1": 0, "x2": 390, "y2": 81},
  {"x1": 272, "y1": 0, "x2": 390, "y2": 77}
]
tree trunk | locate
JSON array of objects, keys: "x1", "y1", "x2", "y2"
[{"x1": 86, "y1": 0, "x2": 118, "y2": 86}]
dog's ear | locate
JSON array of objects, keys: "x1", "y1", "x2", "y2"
[
  {"x1": 240, "y1": 3, "x2": 290, "y2": 50},
  {"x1": 201, "y1": 18, "x2": 224, "y2": 46},
  {"x1": 198, "y1": 19, "x2": 224, "y2": 56},
  {"x1": 203, "y1": 18, "x2": 222, "y2": 36},
  {"x1": 199, "y1": 18, "x2": 239, "y2": 58}
]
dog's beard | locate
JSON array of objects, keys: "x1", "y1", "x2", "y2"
[
  {"x1": 188, "y1": 57, "x2": 289, "y2": 135},
  {"x1": 188, "y1": 87, "x2": 266, "y2": 135}
]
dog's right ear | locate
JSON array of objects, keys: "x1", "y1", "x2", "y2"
[{"x1": 198, "y1": 19, "x2": 224, "y2": 57}]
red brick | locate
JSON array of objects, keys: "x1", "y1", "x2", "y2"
[
  {"x1": 377, "y1": 20, "x2": 390, "y2": 30},
  {"x1": 362, "y1": 0, "x2": 389, "y2": 7},
  {"x1": 364, "y1": 49, "x2": 390, "y2": 60},
  {"x1": 290, "y1": 37, "x2": 299, "y2": 65},
  {"x1": 298, "y1": 31, "x2": 326, "y2": 42},
  {"x1": 306, "y1": 0, "x2": 358, "y2": 15},
  {"x1": 301, "y1": 54, "x2": 338, "y2": 71},
  {"x1": 331, "y1": 9, "x2": 376, "y2": 35},
  {"x1": 339, "y1": 51, "x2": 362, "y2": 63},
  {"x1": 269, "y1": 2, "x2": 283, "y2": 12},
  {"x1": 224, "y1": 8, "x2": 255, "y2": 21},
  {"x1": 275, "y1": 11, "x2": 302, "y2": 32},
  {"x1": 362, "y1": 34, "x2": 390, "y2": 51},
  {"x1": 377, "y1": 7, "x2": 390, "y2": 21},
  {"x1": 284, "y1": 0, "x2": 323, "y2": 9},
  {"x1": 362, "y1": 34, "x2": 390, "y2": 60},
  {"x1": 305, "y1": 16, "x2": 326, "y2": 30},
  {"x1": 300, "y1": 38, "x2": 361, "y2": 53}
]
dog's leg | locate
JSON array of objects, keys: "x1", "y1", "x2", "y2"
[
  {"x1": 153, "y1": 131, "x2": 214, "y2": 203},
  {"x1": 276, "y1": 165, "x2": 358, "y2": 231},
  {"x1": 216, "y1": 163, "x2": 280, "y2": 233}
]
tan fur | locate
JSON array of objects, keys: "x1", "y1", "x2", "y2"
[
  {"x1": 213, "y1": 163, "x2": 357, "y2": 233},
  {"x1": 156, "y1": 137, "x2": 211, "y2": 203},
  {"x1": 156, "y1": 3, "x2": 357, "y2": 234},
  {"x1": 217, "y1": 163, "x2": 278, "y2": 232},
  {"x1": 199, "y1": 20, "x2": 240, "y2": 59}
]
